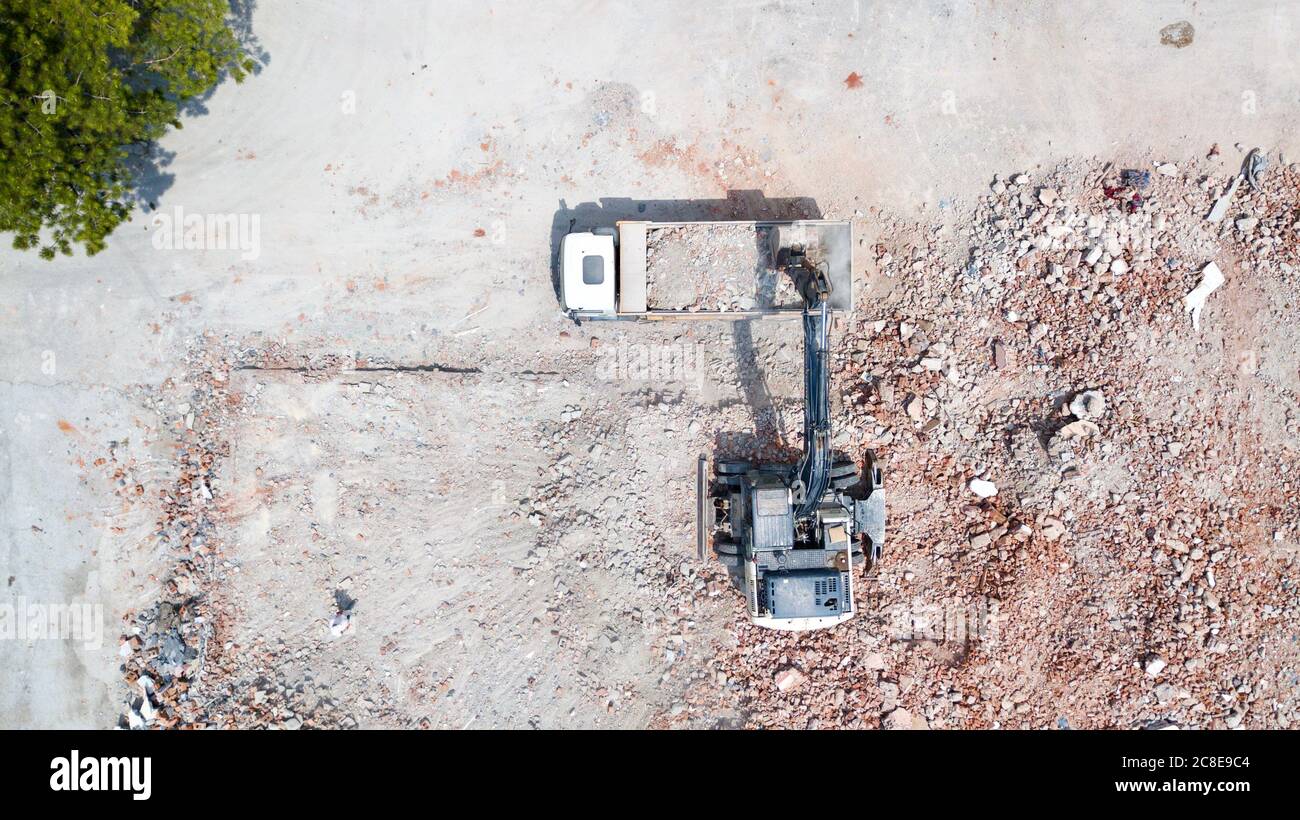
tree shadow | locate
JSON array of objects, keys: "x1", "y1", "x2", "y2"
[
  {"x1": 123, "y1": 141, "x2": 176, "y2": 213},
  {"x1": 130, "y1": 1, "x2": 270, "y2": 212},
  {"x1": 176, "y1": 0, "x2": 271, "y2": 118}
]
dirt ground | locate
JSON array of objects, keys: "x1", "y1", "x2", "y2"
[{"x1": 3, "y1": 1, "x2": 1300, "y2": 728}]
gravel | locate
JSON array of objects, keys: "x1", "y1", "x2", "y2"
[{"x1": 645, "y1": 224, "x2": 800, "y2": 311}]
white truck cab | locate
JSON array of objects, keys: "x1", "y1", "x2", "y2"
[{"x1": 560, "y1": 231, "x2": 616, "y2": 314}]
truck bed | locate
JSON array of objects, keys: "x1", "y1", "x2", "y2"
[
  {"x1": 646, "y1": 224, "x2": 799, "y2": 311},
  {"x1": 616, "y1": 220, "x2": 852, "y2": 317}
]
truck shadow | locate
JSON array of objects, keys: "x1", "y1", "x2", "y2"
[{"x1": 550, "y1": 191, "x2": 822, "y2": 446}]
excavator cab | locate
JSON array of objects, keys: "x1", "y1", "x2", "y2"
[{"x1": 707, "y1": 452, "x2": 882, "y2": 630}]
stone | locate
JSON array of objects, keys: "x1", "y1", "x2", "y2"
[
  {"x1": 969, "y1": 478, "x2": 998, "y2": 498},
  {"x1": 1056, "y1": 419, "x2": 1100, "y2": 441},
  {"x1": 905, "y1": 394, "x2": 924, "y2": 422},
  {"x1": 879, "y1": 380, "x2": 895, "y2": 405},
  {"x1": 1041, "y1": 516, "x2": 1065, "y2": 542},
  {"x1": 774, "y1": 667, "x2": 807, "y2": 692},
  {"x1": 1145, "y1": 656, "x2": 1167, "y2": 677},
  {"x1": 881, "y1": 707, "x2": 918, "y2": 730},
  {"x1": 992, "y1": 339, "x2": 1007, "y2": 369},
  {"x1": 879, "y1": 681, "x2": 900, "y2": 709},
  {"x1": 1069, "y1": 390, "x2": 1106, "y2": 420}
]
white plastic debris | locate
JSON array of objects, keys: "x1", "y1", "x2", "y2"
[
  {"x1": 1183, "y1": 262, "x2": 1225, "y2": 330},
  {"x1": 1206, "y1": 176, "x2": 1242, "y2": 223},
  {"x1": 137, "y1": 675, "x2": 158, "y2": 723},
  {"x1": 1069, "y1": 390, "x2": 1106, "y2": 420},
  {"x1": 969, "y1": 479, "x2": 998, "y2": 498},
  {"x1": 329, "y1": 611, "x2": 352, "y2": 637}
]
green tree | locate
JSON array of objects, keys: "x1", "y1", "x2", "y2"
[{"x1": 0, "y1": 0, "x2": 254, "y2": 259}]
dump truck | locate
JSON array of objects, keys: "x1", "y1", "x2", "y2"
[
  {"x1": 560, "y1": 220, "x2": 853, "y2": 319},
  {"x1": 560, "y1": 219, "x2": 884, "y2": 631}
]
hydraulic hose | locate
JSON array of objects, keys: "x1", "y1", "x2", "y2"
[{"x1": 793, "y1": 298, "x2": 831, "y2": 520}]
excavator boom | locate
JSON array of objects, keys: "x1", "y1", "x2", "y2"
[{"x1": 787, "y1": 248, "x2": 834, "y2": 521}]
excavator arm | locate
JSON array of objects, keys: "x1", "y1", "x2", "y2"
[{"x1": 784, "y1": 246, "x2": 834, "y2": 521}]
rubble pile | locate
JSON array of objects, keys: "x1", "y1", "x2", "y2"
[
  {"x1": 116, "y1": 335, "x2": 240, "y2": 728},
  {"x1": 116, "y1": 339, "x2": 378, "y2": 729},
  {"x1": 519, "y1": 386, "x2": 736, "y2": 709},
  {"x1": 669, "y1": 153, "x2": 1300, "y2": 729}
]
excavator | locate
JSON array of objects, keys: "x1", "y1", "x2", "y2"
[{"x1": 702, "y1": 242, "x2": 884, "y2": 631}]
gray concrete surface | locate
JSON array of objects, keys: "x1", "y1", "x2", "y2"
[{"x1": 3, "y1": 0, "x2": 1299, "y2": 727}]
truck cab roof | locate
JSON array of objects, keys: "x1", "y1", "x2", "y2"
[{"x1": 560, "y1": 231, "x2": 615, "y2": 313}]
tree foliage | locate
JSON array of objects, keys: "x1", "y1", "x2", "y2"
[{"x1": 0, "y1": 0, "x2": 253, "y2": 259}]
